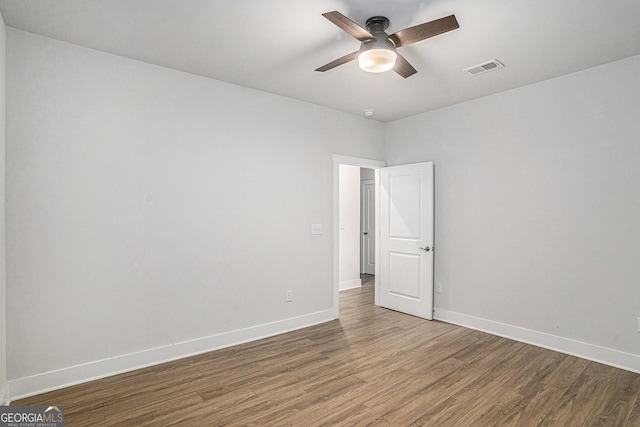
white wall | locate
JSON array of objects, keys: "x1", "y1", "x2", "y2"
[
  {"x1": 0, "y1": 9, "x2": 7, "y2": 406},
  {"x1": 338, "y1": 165, "x2": 361, "y2": 290},
  {"x1": 385, "y1": 54, "x2": 640, "y2": 371},
  {"x1": 5, "y1": 29, "x2": 384, "y2": 398}
]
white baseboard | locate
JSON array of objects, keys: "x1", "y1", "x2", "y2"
[
  {"x1": 339, "y1": 279, "x2": 361, "y2": 291},
  {"x1": 9, "y1": 309, "x2": 334, "y2": 401},
  {"x1": 434, "y1": 308, "x2": 640, "y2": 375},
  {"x1": 0, "y1": 382, "x2": 8, "y2": 405}
]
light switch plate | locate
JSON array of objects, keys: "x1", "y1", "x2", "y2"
[{"x1": 311, "y1": 224, "x2": 323, "y2": 235}]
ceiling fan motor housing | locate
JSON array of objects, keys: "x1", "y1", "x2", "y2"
[
  {"x1": 359, "y1": 37, "x2": 396, "y2": 53},
  {"x1": 362, "y1": 16, "x2": 396, "y2": 48},
  {"x1": 365, "y1": 16, "x2": 390, "y2": 33}
]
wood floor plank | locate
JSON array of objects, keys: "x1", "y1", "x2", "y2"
[
  {"x1": 579, "y1": 363, "x2": 640, "y2": 426},
  {"x1": 11, "y1": 275, "x2": 640, "y2": 426},
  {"x1": 627, "y1": 391, "x2": 640, "y2": 427},
  {"x1": 538, "y1": 361, "x2": 627, "y2": 427},
  {"x1": 409, "y1": 342, "x2": 569, "y2": 426},
  {"x1": 101, "y1": 392, "x2": 204, "y2": 426},
  {"x1": 482, "y1": 354, "x2": 591, "y2": 427}
]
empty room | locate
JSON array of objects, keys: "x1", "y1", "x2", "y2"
[{"x1": 0, "y1": 0, "x2": 639, "y2": 425}]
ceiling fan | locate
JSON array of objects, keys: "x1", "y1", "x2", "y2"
[{"x1": 315, "y1": 11, "x2": 459, "y2": 78}]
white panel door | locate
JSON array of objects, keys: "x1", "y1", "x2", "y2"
[
  {"x1": 361, "y1": 181, "x2": 375, "y2": 274},
  {"x1": 378, "y1": 162, "x2": 434, "y2": 319}
]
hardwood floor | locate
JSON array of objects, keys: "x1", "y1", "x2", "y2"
[{"x1": 14, "y1": 274, "x2": 640, "y2": 426}]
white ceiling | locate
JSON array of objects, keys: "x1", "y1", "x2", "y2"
[{"x1": 1, "y1": 0, "x2": 639, "y2": 122}]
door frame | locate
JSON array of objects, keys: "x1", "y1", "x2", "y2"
[{"x1": 332, "y1": 155, "x2": 385, "y2": 319}]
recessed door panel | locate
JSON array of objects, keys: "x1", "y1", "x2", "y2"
[
  {"x1": 389, "y1": 252, "x2": 421, "y2": 299},
  {"x1": 389, "y1": 174, "x2": 421, "y2": 240}
]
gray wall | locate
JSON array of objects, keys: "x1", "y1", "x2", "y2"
[
  {"x1": 386, "y1": 54, "x2": 640, "y2": 363},
  {"x1": 6, "y1": 29, "x2": 384, "y2": 396}
]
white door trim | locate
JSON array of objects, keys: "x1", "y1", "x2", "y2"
[{"x1": 332, "y1": 155, "x2": 386, "y2": 318}]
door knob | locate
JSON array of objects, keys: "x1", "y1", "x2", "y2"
[
  {"x1": 363, "y1": 232, "x2": 369, "y2": 235},
  {"x1": 419, "y1": 246, "x2": 430, "y2": 252}
]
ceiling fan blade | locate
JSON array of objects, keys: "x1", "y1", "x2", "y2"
[
  {"x1": 322, "y1": 11, "x2": 375, "y2": 42},
  {"x1": 315, "y1": 51, "x2": 359, "y2": 72},
  {"x1": 389, "y1": 15, "x2": 459, "y2": 47},
  {"x1": 393, "y1": 53, "x2": 417, "y2": 78}
]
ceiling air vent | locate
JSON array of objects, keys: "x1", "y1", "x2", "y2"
[{"x1": 464, "y1": 59, "x2": 505, "y2": 75}]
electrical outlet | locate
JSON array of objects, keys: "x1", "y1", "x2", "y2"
[
  {"x1": 435, "y1": 283, "x2": 443, "y2": 293},
  {"x1": 311, "y1": 224, "x2": 323, "y2": 235},
  {"x1": 286, "y1": 290, "x2": 293, "y2": 302}
]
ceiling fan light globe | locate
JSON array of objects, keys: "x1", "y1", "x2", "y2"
[{"x1": 358, "y1": 49, "x2": 397, "y2": 73}]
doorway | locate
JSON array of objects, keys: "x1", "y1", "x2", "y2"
[
  {"x1": 333, "y1": 155, "x2": 435, "y2": 321},
  {"x1": 332, "y1": 155, "x2": 385, "y2": 318}
]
